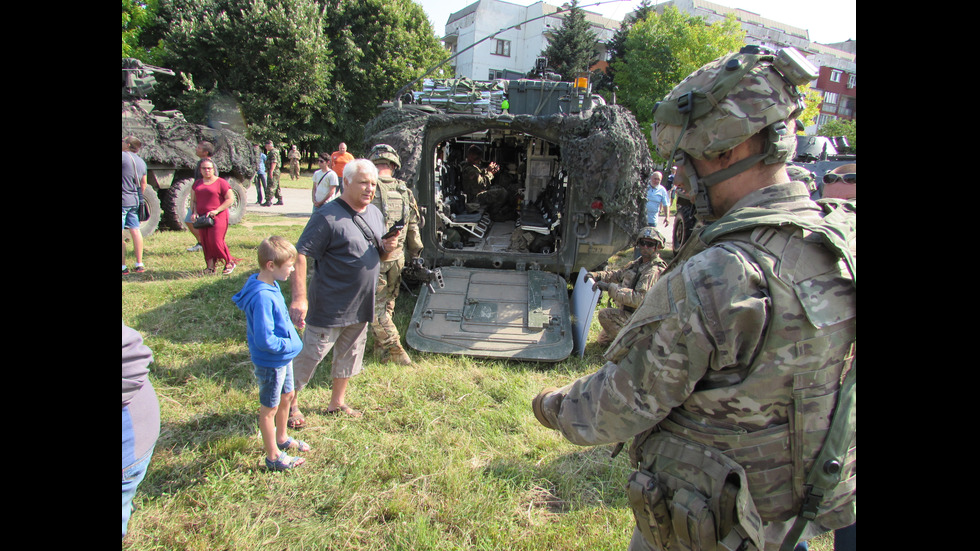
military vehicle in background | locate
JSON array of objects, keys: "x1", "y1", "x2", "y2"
[
  {"x1": 670, "y1": 134, "x2": 856, "y2": 252},
  {"x1": 789, "y1": 134, "x2": 855, "y2": 182},
  {"x1": 122, "y1": 58, "x2": 255, "y2": 236},
  {"x1": 363, "y1": 74, "x2": 653, "y2": 362}
]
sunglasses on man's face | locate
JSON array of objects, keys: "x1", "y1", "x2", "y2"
[
  {"x1": 823, "y1": 173, "x2": 856, "y2": 185},
  {"x1": 637, "y1": 240, "x2": 658, "y2": 248}
]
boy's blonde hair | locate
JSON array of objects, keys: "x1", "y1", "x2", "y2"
[{"x1": 257, "y1": 236, "x2": 297, "y2": 268}]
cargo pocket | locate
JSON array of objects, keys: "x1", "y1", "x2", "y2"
[{"x1": 626, "y1": 470, "x2": 671, "y2": 550}]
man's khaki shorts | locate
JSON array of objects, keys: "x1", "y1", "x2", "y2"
[{"x1": 292, "y1": 322, "x2": 369, "y2": 392}]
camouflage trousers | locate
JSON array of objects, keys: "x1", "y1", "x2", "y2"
[
  {"x1": 265, "y1": 169, "x2": 281, "y2": 202},
  {"x1": 597, "y1": 307, "x2": 631, "y2": 345},
  {"x1": 371, "y1": 255, "x2": 405, "y2": 349}
]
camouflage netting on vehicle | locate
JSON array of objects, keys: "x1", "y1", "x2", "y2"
[
  {"x1": 122, "y1": 100, "x2": 256, "y2": 179},
  {"x1": 363, "y1": 104, "x2": 652, "y2": 238},
  {"x1": 555, "y1": 105, "x2": 652, "y2": 238}
]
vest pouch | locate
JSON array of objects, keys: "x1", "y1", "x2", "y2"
[
  {"x1": 670, "y1": 487, "x2": 717, "y2": 551},
  {"x1": 627, "y1": 470, "x2": 671, "y2": 549},
  {"x1": 631, "y1": 432, "x2": 765, "y2": 551}
]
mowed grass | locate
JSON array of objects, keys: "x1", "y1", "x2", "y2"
[{"x1": 121, "y1": 213, "x2": 834, "y2": 551}]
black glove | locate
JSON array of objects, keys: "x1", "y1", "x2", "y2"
[{"x1": 595, "y1": 281, "x2": 612, "y2": 292}]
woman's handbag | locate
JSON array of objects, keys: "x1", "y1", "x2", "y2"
[{"x1": 193, "y1": 214, "x2": 215, "y2": 229}]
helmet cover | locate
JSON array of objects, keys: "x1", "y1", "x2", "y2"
[{"x1": 369, "y1": 144, "x2": 401, "y2": 169}]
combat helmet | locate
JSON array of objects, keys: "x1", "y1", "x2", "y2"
[
  {"x1": 369, "y1": 144, "x2": 401, "y2": 169},
  {"x1": 637, "y1": 226, "x2": 666, "y2": 248},
  {"x1": 652, "y1": 45, "x2": 818, "y2": 220},
  {"x1": 786, "y1": 164, "x2": 817, "y2": 193}
]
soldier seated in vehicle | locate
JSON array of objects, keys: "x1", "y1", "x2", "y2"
[
  {"x1": 588, "y1": 227, "x2": 668, "y2": 346},
  {"x1": 459, "y1": 145, "x2": 508, "y2": 219}
]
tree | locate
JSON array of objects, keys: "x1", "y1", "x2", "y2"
[
  {"x1": 593, "y1": 0, "x2": 654, "y2": 96},
  {"x1": 124, "y1": 0, "x2": 448, "y2": 156},
  {"x1": 818, "y1": 119, "x2": 856, "y2": 152},
  {"x1": 323, "y1": 0, "x2": 449, "y2": 152},
  {"x1": 796, "y1": 83, "x2": 824, "y2": 131},
  {"x1": 143, "y1": 0, "x2": 336, "y2": 150},
  {"x1": 540, "y1": 0, "x2": 600, "y2": 81},
  {"x1": 611, "y1": 6, "x2": 745, "y2": 157},
  {"x1": 123, "y1": 0, "x2": 165, "y2": 62}
]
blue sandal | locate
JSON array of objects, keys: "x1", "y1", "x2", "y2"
[
  {"x1": 277, "y1": 437, "x2": 311, "y2": 453},
  {"x1": 266, "y1": 451, "x2": 305, "y2": 471}
]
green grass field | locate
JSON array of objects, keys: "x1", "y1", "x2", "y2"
[{"x1": 121, "y1": 211, "x2": 833, "y2": 550}]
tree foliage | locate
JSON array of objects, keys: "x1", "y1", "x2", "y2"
[
  {"x1": 124, "y1": 0, "x2": 448, "y2": 155},
  {"x1": 122, "y1": 0, "x2": 162, "y2": 60},
  {"x1": 540, "y1": 0, "x2": 600, "y2": 81},
  {"x1": 796, "y1": 83, "x2": 824, "y2": 131},
  {"x1": 325, "y1": 0, "x2": 449, "y2": 150},
  {"x1": 593, "y1": 0, "x2": 654, "y2": 95},
  {"x1": 818, "y1": 118, "x2": 856, "y2": 152},
  {"x1": 611, "y1": 6, "x2": 745, "y2": 157}
]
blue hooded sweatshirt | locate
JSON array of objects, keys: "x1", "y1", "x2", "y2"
[{"x1": 232, "y1": 274, "x2": 303, "y2": 368}]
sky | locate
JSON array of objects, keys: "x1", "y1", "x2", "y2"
[{"x1": 416, "y1": 0, "x2": 856, "y2": 45}]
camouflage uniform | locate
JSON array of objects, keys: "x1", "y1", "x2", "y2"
[
  {"x1": 534, "y1": 47, "x2": 855, "y2": 551},
  {"x1": 590, "y1": 255, "x2": 667, "y2": 345},
  {"x1": 369, "y1": 149, "x2": 423, "y2": 365},
  {"x1": 460, "y1": 162, "x2": 508, "y2": 217},
  {"x1": 264, "y1": 146, "x2": 282, "y2": 204},
  {"x1": 288, "y1": 147, "x2": 301, "y2": 180}
]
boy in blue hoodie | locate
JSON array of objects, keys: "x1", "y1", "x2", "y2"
[{"x1": 232, "y1": 236, "x2": 309, "y2": 470}]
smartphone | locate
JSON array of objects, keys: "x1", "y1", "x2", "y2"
[{"x1": 382, "y1": 219, "x2": 405, "y2": 239}]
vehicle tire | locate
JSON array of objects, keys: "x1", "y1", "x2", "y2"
[
  {"x1": 225, "y1": 177, "x2": 247, "y2": 226},
  {"x1": 160, "y1": 177, "x2": 194, "y2": 231},
  {"x1": 672, "y1": 202, "x2": 696, "y2": 253},
  {"x1": 138, "y1": 187, "x2": 161, "y2": 237}
]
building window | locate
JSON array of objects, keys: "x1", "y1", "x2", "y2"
[
  {"x1": 493, "y1": 39, "x2": 511, "y2": 57},
  {"x1": 489, "y1": 69, "x2": 504, "y2": 80},
  {"x1": 823, "y1": 91, "x2": 839, "y2": 105},
  {"x1": 830, "y1": 69, "x2": 842, "y2": 83},
  {"x1": 817, "y1": 114, "x2": 836, "y2": 127},
  {"x1": 847, "y1": 74, "x2": 856, "y2": 89}
]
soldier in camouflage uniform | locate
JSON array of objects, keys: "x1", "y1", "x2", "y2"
[
  {"x1": 459, "y1": 145, "x2": 509, "y2": 219},
  {"x1": 532, "y1": 46, "x2": 855, "y2": 551},
  {"x1": 263, "y1": 140, "x2": 283, "y2": 206},
  {"x1": 368, "y1": 144, "x2": 424, "y2": 365},
  {"x1": 588, "y1": 227, "x2": 668, "y2": 346}
]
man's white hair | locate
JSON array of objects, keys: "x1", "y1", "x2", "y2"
[{"x1": 343, "y1": 158, "x2": 378, "y2": 183}]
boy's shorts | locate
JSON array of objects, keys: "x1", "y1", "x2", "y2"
[{"x1": 253, "y1": 361, "x2": 295, "y2": 408}]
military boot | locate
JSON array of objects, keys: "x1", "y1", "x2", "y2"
[{"x1": 386, "y1": 344, "x2": 414, "y2": 366}]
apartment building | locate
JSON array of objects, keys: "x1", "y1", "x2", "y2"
[
  {"x1": 442, "y1": 0, "x2": 620, "y2": 81},
  {"x1": 657, "y1": 0, "x2": 856, "y2": 128},
  {"x1": 441, "y1": 0, "x2": 855, "y2": 128}
]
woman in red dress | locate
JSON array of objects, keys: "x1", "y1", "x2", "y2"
[{"x1": 189, "y1": 159, "x2": 240, "y2": 274}]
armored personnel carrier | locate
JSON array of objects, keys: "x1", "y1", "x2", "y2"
[
  {"x1": 122, "y1": 58, "x2": 255, "y2": 236},
  {"x1": 363, "y1": 76, "x2": 653, "y2": 362}
]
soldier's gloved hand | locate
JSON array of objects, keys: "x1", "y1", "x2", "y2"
[
  {"x1": 595, "y1": 281, "x2": 612, "y2": 292},
  {"x1": 532, "y1": 387, "x2": 563, "y2": 430}
]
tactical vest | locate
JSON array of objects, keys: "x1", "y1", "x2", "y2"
[
  {"x1": 607, "y1": 257, "x2": 667, "y2": 313},
  {"x1": 626, "y1": 199, "x2": 856, "y2": 551},
  {"x1": 373, "y1": 176, "x2": 414, "y2": 261}
]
